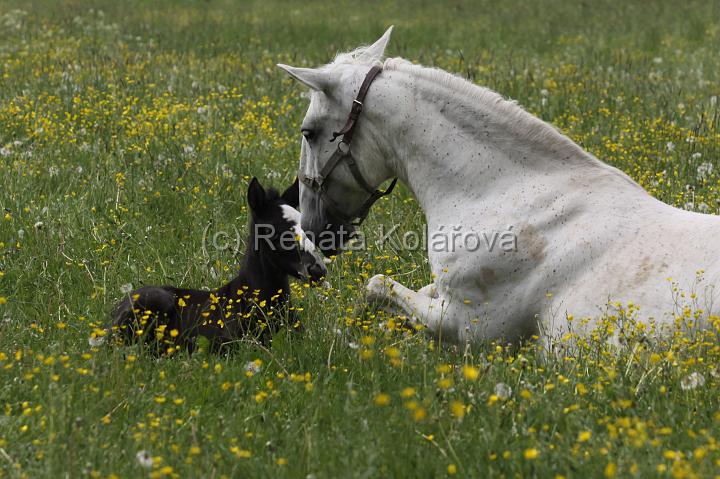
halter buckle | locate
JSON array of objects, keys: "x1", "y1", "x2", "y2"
[
  {"x1": 299, "y1": 173, "x2": 321, "y2": 192},
  {"x1": 337, "y1": 141, "x2": 351, "y2": 155}
]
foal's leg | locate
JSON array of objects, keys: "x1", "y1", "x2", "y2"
[{"x1": 366, "y1": 274, "x2": 446, "y2": 334}]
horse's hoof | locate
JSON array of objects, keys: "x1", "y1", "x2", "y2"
[{"x1": 366, "y1": 274, "x2": 393, "y2": 304}]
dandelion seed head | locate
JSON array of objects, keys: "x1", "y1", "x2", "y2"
[
  {"x1": 135, "y1": 450, "x2": 153, "y2": 469},
  {"x1": 494, "y1": 382, "x2": 512, "y2": 400},
  {"x1": 680, "y1": 372, "x2": 705, "y2": 391}
]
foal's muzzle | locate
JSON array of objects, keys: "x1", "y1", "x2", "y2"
[
  {"x1": 298, "y1": 250, "x2": 327, "y2": 283},
  {"x1": 307, "y1": 261, "x2": 327, "y2": 283}
]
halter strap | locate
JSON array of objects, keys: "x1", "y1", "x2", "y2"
[
  {"x1": 317, "y1": 144, "x2": 376, "y2": 194},
  {"x1": 331, "y1": 65, "x2": 383, "y2": 144}
]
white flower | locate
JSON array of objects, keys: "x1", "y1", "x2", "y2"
[
  {"x1": 683, "y1": 202, "x2": 695, "y2": 211},
  {"x1": 540, "y1": 89, "x2": 549, "y2": 97},
  {"x1": 33, "y1": 221, "x2": 43, "y2": 230},
  {"x1": 136, "y1": 450, "x2": 153, "y2": 469},
  {"x1": 0, "y1": 146, "x2": 11, "y2": 157},
  {"x1": 120, "y1": 283, "x2": 133, "y2": 294},
  {"x1": 666, "y1": 141, "x2": 675, "y2": 152},
  {"x1": 691, "y1": 152, "x2": 702, "y2": 160},
  {"x1": 48, "y1": 166, "x2": 59, "y2": 177},
  {"x1": 494, "y1": 382, "x2": 512, "y2": 400},
  {"x1": 88, "y1": 334, "x2": 106, "y2": 347},
  {"x1": 697, "y1": 202, "x2": 709, "y2": 213},
  {"x1": 680, "y1": 372, "x2": 705, "y2": 391},
  {"x1": 653, "y1": 57, "x2": 663, "y2": 64},
  {"x1": 220, "y1": 164, "x2": 234, "y2": 178},
  {"x1": 0, "y1": 9, "x2": 28, "y2": 31},
  {"x1": 348, "y1": 341, "x2": 359, "y2": 350},
  {"x1": 696, "y1": 162, "x2": 713, "y2": 181},
  {"x1": 245, "y1": 360, "x2": 262, "y2": 374}
]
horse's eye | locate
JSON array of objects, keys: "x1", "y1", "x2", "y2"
[{"x1": 301, "y1": 129, "x2": 315, "y2": 141}]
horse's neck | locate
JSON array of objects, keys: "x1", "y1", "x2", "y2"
[{"x1": 380, "y1": 71, "x2": 647, "y2": 224}]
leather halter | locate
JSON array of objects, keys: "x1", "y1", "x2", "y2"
[{"x1": 298, "y1": 65, "x2": 398, "y2": 225}]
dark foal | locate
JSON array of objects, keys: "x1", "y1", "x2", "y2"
[{"x1": 109, "y1": 177, "x2": 327, "y2": 354}]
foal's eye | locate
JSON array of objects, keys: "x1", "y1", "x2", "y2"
[{"x1": 301, "y1": 129, "x2": 316, "y2": 141}]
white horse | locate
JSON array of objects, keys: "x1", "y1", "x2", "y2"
[{"x1": 278, "y1": 27, "x2": 720, "y2": 346}]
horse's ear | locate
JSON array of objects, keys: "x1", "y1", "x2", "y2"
[
  {"x1": 247, "y1": 177, "x2": 266, "y2": 212},
  {"x1": 280, "y1": 177, "x2": 300, "y2": 208},
  {"x1": 364, "y1": 26, "x2": 394, "y2": 62},
  {"x1": 277, "y1": 64, "x2": 330, "y2": 92}
]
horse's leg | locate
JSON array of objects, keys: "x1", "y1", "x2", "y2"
[
  {"x1": 371, "y1": 282, "x2": 438, "y2": 316},
  {"x1": 417, "y1": 283, "x2": 438, "y2": 298},
  {"x1": 366, "y1": 274, "x2": 446, "y2": 334}
]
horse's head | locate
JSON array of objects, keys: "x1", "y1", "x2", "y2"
[
  {"x1": 277, "y1": 27, "x2": 397, "y2": 256},
  {"x1": 247, "y1": 177, "x2": 327, "y2": 283}
]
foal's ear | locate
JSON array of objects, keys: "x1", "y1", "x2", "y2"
[
  {"x1": 247, "y1": 177, "x2": 266, "y2": 212},
  {"x1": 280, "y1": 177, "x2": 300, "y2": 208}
]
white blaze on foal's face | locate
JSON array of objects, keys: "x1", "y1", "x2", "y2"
[
  {"x1": 278, "y1": 203, "x2": 327, "y2": 282},
  {"x1": 280, "y1": 204, "x2": 317, "y2": 254}
]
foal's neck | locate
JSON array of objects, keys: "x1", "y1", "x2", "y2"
[{"x1": 217, "y1": 218, "x2": 288, "y2": 301}]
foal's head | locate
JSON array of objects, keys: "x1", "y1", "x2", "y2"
[{"x1": 247, "y1": 177, "x2": 327, "y2": 283}]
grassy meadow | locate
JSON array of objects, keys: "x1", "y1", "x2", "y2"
[{"x1": 1, "y1": 0, "x2": 720, "y2": 477}]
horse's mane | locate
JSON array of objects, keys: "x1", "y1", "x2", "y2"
[
  {"x1": 333, "y1": 45, "x2": 384, "y2": 67},
  {"x1": 332, "y1": 49, "x2": 590, "y2": 159}
]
